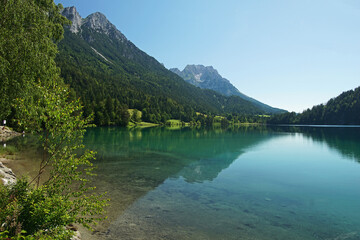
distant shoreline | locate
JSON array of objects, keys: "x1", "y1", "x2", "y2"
[{"x1": 268, "y1": 124, "x2": 360, "y2": 128}]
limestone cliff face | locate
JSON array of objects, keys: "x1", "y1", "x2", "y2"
[
  {"x1": 83, "y1": 12, "x2": 128, "y2": 42},
  {"x1": 61, "y1": 7, "x2": 128, "y2": 42},
  {"x1": 170, "y1": 64, "x2": 242, "y2": 96},
  {"x1": 61, "y1": 6, "x2": 82, "y2": 34},
  {"x1": 61, "y1": 6, "x2": 136, "y2": 60},
  {"x1": 83, "y1": 12, "x2": 110, "y2": 32}
]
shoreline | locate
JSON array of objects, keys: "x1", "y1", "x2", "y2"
[
  {"x1": 0, "y1": 126, "x2": 21, "y2": 142},
  {"x1": 0, "y1": 158, "x2": 17, "y2": 185},
  {"x1": 0, "y1": 127, "x2": 82, "y2": 239},
  {"x1": 0, "y1": 126, "x2": 20, "y2": 185}
]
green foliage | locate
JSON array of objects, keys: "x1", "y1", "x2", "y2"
[
  {"x1": 12, "y1": 81, "x2": 108, "y2": 236},
  {"x1": 130, "y1": 109, "x2": 142, "y2": 123},
  {"x1": 268, "y1": 87, "x2": 360, "y2": 125},
  {"x1": 0, "y1": 230, "x2": 36, "y2": 240},
  {"x1": 191, "y1": 113, "x2": 266, "y2": 127},
  {"x1": 0, "y1": 178, "x2": 102, "y2": 239},
  {"x1": 0, "y1": 0, "x2": 69, "y2": 124},
  {"x1": 220, "y1": 118, "x2": 230, "y2": 128},
  {"x1": 0, "y1": 0, "x2": 107, "y2": 238},
  {"x1": 1, "y1": 78, "x2": 108, "y2": 237},
  {"x1": 165, "y1": 119, "x2": 184, "y2": 127}
]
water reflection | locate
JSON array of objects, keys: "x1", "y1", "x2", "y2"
[
  {"x1": 3, "y1": 125, "x2": 360, "y2": 239},
  {"x1": 91, "y1": 126, "x2": 360, "y2": 240},
  {"x1": 268, "y1": 126, "x2": 360, "y2": 162},
  {"x1": 81, "y1": 126, "x2": 360, "y2": 238},
  {"x1": 0, "y1": 135, "x2": 43, "y2": 179},
  {"x1": 84, "y1": 126, "x2": 274, "y2": 183},
  {"x1": 80, "y1": 126, "x2": 277, "y2": 234}
]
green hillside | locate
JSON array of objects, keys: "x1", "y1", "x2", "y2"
[
  {"x1": 269, "y1": 86, "x2": 360, "y2": 125},
  {"x1": 56, "y1": 7, "x2": 274, "y2": 126}
]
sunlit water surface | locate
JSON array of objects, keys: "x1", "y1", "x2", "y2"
[{"x1": 5, "y1": 126, "x2": 360, "y2": 240}]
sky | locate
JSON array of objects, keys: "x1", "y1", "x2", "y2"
[{"x1": 55, "y1": 0, "x2": 360, "y2": 112}]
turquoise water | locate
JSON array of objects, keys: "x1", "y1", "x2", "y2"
[{"x1": 81, "y1": 126, "x2": 360, "y2": 240}]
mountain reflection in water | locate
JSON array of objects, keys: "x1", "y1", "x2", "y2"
[{"x1": 4, "y1": 125, "x2": 360, "y2": 239}]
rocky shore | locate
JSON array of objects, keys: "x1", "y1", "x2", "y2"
[
  {"x1": 0, "y1": 127, "x2": 82, "y2": 239},
  {"x1": 0, "y1": 126, "x2": 21, "y2": 142},
  {"x1": 0, "y1": 126, "x2": 20, "y2": 185},
  {"x1": 0, "y1": 160, "x2": 17, "y2": 185}
]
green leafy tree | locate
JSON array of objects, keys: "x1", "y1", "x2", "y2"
[
  {"x1": 12, "y1": 82, "x2": 107, "y2": 235},
  {"x1": 131, "y1": 109, "x2": 141, "y2": 123},
  {"x1": 0, "y1": 0, "x2": 68, "y2": 123},
  {"x1": 0, "y1": 0, "x2": 107, "y2": 238}
]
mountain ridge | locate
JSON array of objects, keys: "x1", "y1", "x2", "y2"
[
  {"x1": 170, "y1": 64, "x2": 284, "y2": 114},
  {"x1": 57, "y1": 7, "x2": 281, "y2": 126}
]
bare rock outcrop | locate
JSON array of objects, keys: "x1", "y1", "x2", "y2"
[
  {"x1": 0, "y1": 126, "x2": 21, "y2": 142},
  {"x1": 0, "y1": 160, "x2": 16, "y2": 185},
  {"x1": 61, "y1": 6, "x2": 83, "y2": 34}
]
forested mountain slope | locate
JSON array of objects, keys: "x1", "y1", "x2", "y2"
[
  {"x1": 268, "y1": 86, "x2": 360, "y2": 125},
  {"x1": 56, "y1": 7, "x2": 276, "y2": 126}
]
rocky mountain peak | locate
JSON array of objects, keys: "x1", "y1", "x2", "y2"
[
  {"x1": 82, "y1": 12, "x2": 127, "y2": 42},
  {"x1": 83, "y1": 12, "x2": 111, "y2": 32},
  {"x1": 61, "y1": 6, "x2": 82, "y2": 34},
  {"x1": 61, "y1": 8, "x2": 128, "y2": 43},
  {"x1": 183, "y1": 64, "x2": 222, "y2": 79},
  {"x1": 171, "y1": 64, "x2": 283, "y2": 113},
  {"x1": 169, "y1": 68, "x2": 181, "y2": 75},
  {"x1": 170, "y1": 64, "x2": 240, "y2": 95}
]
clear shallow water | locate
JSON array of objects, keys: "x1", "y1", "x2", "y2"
[
  {"x1": 4, "y1": 126, "x2": 360, "y2": 239},
  {"x1": 80, "y1": 126, "x2": 360, "y2": 240}
]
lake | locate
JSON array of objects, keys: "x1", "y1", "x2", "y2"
[
  {"x1": 5, "y1": 125, "x2": 360, "y2": 239},
  {"x1": 80, "y1": 126, "x2": 360, "y2": 240}
]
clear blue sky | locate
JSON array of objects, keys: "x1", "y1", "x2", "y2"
[{"x1": 55, "y1": 0, "x2": 360, "y2": 112}]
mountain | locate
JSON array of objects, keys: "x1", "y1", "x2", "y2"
[
  {"x1": 170, "y1": 65, "x2": 284, "y2": 114},
  {"x1": 57, "y1": 7, "x2": 277, "y2": 126},
  {"x1": 268, "y1": 86, "x2": 360, "y2": 125},
  {"x1": 170, "y1": 65, "x2": 243, "y2": 96}
]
